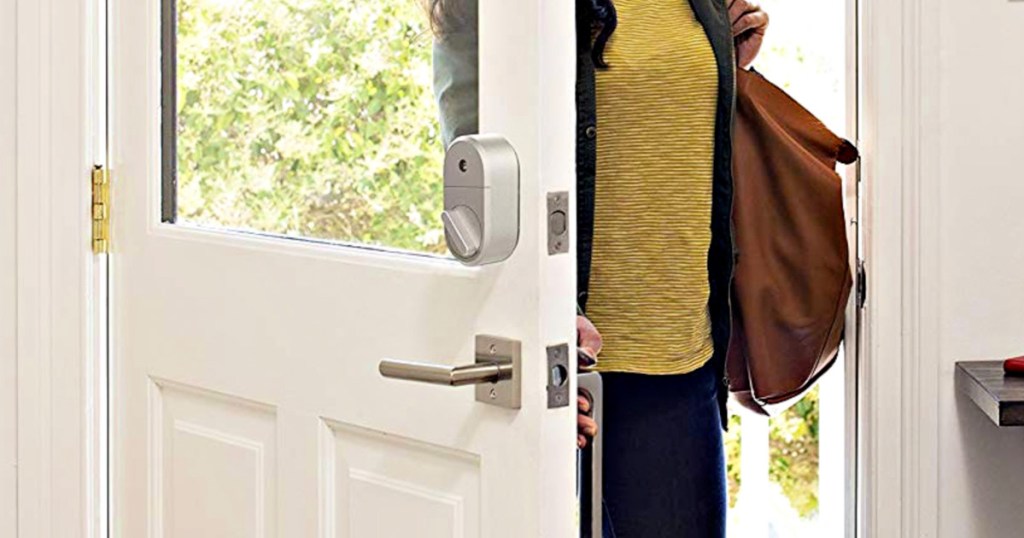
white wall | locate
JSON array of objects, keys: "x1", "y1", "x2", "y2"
[
  {"x1": 1, "y1": 0, "x2": 18, "y2": 533},
  {"x1": 934, "y1": 0, "x2": 1024, "y2": 536}
]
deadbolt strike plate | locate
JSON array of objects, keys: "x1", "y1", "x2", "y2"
[
  {"x1": 547, "y1": 192, "x2": 569, "y2": 255},
  {"x1": 475, "y1": 335, "x2": 522, "y2": 409}
]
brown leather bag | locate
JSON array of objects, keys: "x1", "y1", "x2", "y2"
[{"x1": 727, "y1": 68, "x2": 859, "y2": 415}]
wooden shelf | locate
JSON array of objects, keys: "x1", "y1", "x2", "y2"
[{"x1": 956, "y1": 361, "x2": 1024, "y2": 427}]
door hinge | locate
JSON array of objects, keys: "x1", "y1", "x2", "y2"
[
  {"x1": 91, "y1": 165, "x2": 110, "y2": 254},
  {"x1": 856, "y1": 259, "x2": 867, "y2": 309}
]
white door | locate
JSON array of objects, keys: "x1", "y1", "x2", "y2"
[{"x1": 109, "y1": 0, "x2": 579, "y2": 536}]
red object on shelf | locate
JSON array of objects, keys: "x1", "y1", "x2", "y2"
[{"x1": 1003, "y1": 357, "x2": 1024, "y2": 376}]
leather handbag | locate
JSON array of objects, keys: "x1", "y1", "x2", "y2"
[{"x1": 727, "y1": 68, "x2": 859, "y2": 415}]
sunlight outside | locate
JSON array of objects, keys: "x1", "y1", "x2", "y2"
[{"x1": 725, "y1": 0, "x2": 851, "y2": 536}]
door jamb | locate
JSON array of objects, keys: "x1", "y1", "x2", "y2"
[
  {"x1": 14, "y1": 0, "x2": 108, "y2": 536},
  {"x1": 858, "y1": 0, "x2": 942, "y2": 535}
]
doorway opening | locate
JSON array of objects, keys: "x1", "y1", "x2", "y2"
[{"x1": 724, "y1": 0, "x2": 857, "y2": 536}]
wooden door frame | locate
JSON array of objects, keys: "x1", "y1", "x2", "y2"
[
  {"x1": 13, "y1": 0, "x2": 939, "y2": 536},
  {"x1": 858, "y1": 0, "x2": 942, "y2": 535},
  {"x1": 13, "y1": 0, "x2": 108, "y2": 536}
]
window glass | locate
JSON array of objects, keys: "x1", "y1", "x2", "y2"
[{"x1": 163, "y1": 0, "x2": 478, "y2": 255}]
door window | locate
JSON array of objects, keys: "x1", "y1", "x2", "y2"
[{"x1": 162, "y1": 0, "x2": 477, "y2": 255}]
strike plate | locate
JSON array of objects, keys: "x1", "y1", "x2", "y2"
[
  {"x1": 475, "y1": 335, "x2": 522, "y2": 409},
  {"x1": 546, "y1": 344, "x2": 570, "y2": 408},
  {"x1": 547, "y1": 192, "x2": 569, "y2": 255}
]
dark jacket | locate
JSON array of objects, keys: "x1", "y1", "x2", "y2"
[{"x1": 435, "y1": 0, "x2": 737, "y2": 427}]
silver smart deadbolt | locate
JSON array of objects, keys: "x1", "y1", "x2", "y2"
[{"x1": 442, "y1": 134, "x2": 520, "y2": 266}]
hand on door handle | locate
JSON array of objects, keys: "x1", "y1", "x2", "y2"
[{"x1": 378, "y1": 359, "x2": 512, "y2": 386}]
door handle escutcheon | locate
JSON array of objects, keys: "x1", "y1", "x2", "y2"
[{"x1": 378, "y1": 335, "x2": 522, "y2": 409}]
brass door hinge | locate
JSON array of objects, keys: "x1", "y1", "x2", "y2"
[{"x1": 91, "y1": 165, "x2": 110, "y2": 254}]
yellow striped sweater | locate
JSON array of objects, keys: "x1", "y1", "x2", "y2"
[{"x1": 588, "y1": 0, "x2": 720, "y2": 375}]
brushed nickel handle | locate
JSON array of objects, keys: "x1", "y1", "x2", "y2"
[
  {"x1": 378, "y1": 335, "x2": 522, "y2": 409},
  {"x1": 378, "y1": 359, "x2": 513, "y2": 386}
]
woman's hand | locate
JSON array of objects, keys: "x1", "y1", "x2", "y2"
[
  {"x1": 577, "y1": 314, "x2": 603, "y2": 360},
  {"x1": 578, "y1": 393, "x2": 598, "y2": 448},
  {"x1": 577, "y1": 315, "x2": 603, "y2": 448},
  {"x1": 728, "y1": 0, "x2": 769, "y2": 70}
]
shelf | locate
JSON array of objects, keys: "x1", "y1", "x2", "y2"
[{"x1": 956, "y1": 361, "x2": 1024, "y2": 427}]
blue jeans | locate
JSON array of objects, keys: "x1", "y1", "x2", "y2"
[{"x1": 600, "y1": 362, "x2": 727, "y2": 538}]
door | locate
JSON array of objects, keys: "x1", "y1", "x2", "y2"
[{"x1": 109, "y1": 0, "x2": 579, "y2": 536}]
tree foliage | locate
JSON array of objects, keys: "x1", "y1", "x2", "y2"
[
  {"x1": 769, "y1": 385, "x2": 820, "y2": 518},
  {"x1": 725, "y1": 413, "x2": 743, "y2": 508},
  {"x1": 176, "y1": 0, "x2": 447, "y2": 253}
]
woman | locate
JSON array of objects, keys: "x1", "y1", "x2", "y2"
[{"x1": 432, "y1": 1, "x2": 769, "y2": 535}]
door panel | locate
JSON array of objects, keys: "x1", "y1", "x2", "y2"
[
  {"x1": 110, "y1": 0, "x2": 578, "y2": 536},
  {"x1": 326, "y1": 421, "x2": 480, "y2": 538},
  {"x1": 155, "y1": 381, "x2": 277, "y2": 538}
]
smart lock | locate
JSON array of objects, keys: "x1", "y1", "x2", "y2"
[{"x1": 441, "y1": 134, "x2": 520, "y2": 265}]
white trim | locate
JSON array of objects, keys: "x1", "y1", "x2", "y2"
[
  {"x1": 1, "y1": 0, "x2": 19, "y2": 533},
  {"x1": 844, "y1": 1, "x2": 861, "y2": 536},
  {"x1": 15, "y1": 0, "x2": 106, "y2": 537},
  {"x1": 152, "y1": 224, "x2": 481, "y2": 279},
  {"x1": 859, "y1": 0, "x2": 941, "y2": 535}
]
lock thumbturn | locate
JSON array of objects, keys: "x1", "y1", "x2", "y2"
[{"x1": 441, "y1": 205, "x2": 483, "y2": 259}]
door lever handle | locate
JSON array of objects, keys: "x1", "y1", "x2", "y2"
[
  {"x1": 378, "y1": 359, "x2": 513, "y2": 386},
  {"x1": 378, "y1": 335, "x2": 522, "y2": 409}
]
